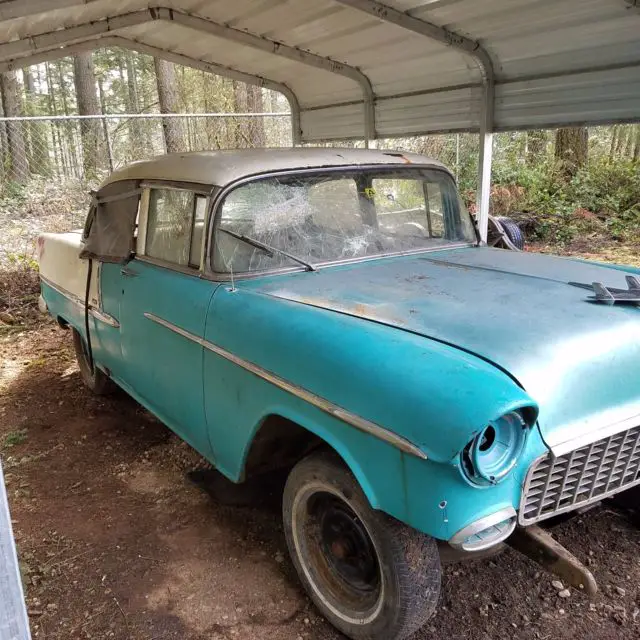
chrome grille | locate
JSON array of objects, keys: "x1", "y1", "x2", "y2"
[{"x1": 520, "y1": 426, "x2": 640, "y2": 525}]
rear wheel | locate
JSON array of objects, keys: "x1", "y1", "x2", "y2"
[
  {"x1": 72, "y1": 327, "x2": 115, "y2": 395},
  {"x1": 283, "y1": 450, "x2": 441, "y2": 640}
]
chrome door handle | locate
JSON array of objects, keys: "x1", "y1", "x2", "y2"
[{"x1": 120, "y1": 267, "x2": 138, "y2": 278}]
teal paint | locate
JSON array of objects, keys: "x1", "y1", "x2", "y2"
[{"x1": 41, "y1": 245, "x2": 640, "y2": 541}]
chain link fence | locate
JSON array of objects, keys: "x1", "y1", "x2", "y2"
[
  {"x1": 0, "y1": 112, "x2": 293, "y2": 187},
  {"x1": 0, "y1": 116, "x2": 632, "y2": 266},
  {"x1": 0, "y1": 115, "x2": 626, "y2": 194},
  {"x1": 0, "y1": 113, "x2": 293, "y2": 263}
]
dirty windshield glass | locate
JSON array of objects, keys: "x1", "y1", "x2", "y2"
[{"x1": 213, "y1": 168, "x2": 474, "y2": 273}]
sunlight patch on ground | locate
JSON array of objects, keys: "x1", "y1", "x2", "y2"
[
  {"x1": 61, "y1": 362, "x2": 79, "y2": 378},
  {"x1": 0, "y1": 358, "x2": 24, "y2": 392}
]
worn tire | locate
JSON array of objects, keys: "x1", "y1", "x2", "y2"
[
  {"x1": 72, "y1": 327, "x2": 115, "y2": 395},
  {"x1": 496, "y1": 216, "x2": 525, "y2": 250},
  {"x1": 283, "y1": 450, "x2": 441, "y2": 640}
]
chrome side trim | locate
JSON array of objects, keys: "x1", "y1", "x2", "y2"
[
  {"x1": 40, "y1": 275, "x2": 120, "y2": 328},
  {"x1": 89, "y1": 308, "x2": 120, "y2": 329},
  {"x1": 143, "y1": 312, "x2": 428, "y2": 460},
  {"x1": 449, "y1": 507, "x2": 517, "y2": 551}
]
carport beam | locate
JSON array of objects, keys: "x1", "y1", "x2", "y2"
[
  {"x1": 477, "y1": 131, "x2": 493, "y2": 243},
  {"x1": 333, "y1": 0, "x2": 496, "y2": 238},
  {"x1": 476, "y1": 81, "x2": 495, "y2": 243},
  {"x1": 0, "y1": 0, "x2": 95, "y2": 21},
  {"x1": 0, "y1": 6, "x2": 375, "y2": 144}
]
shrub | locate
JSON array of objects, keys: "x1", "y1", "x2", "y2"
[{"x1": 489, "y1": 157, "x2": 640, "y2": 245}]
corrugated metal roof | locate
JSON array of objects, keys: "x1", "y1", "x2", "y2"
[{"x1": 0, "y1": 0, "x2": 637, "y2": 141}]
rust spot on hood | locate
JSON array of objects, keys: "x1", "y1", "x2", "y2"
[{"x1": 266, "y1": 291, "x2": 408, "y2": 327}]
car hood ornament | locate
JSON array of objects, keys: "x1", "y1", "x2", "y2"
[{"x1": 588, "y1": 275, "x2": 640, "y2": 306}]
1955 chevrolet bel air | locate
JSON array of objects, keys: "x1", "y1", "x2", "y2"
[{"x1": 38, "y1": 149, "x2": 640, "y2": 640}]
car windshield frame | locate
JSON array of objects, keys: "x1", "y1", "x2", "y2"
[{"x1": 207, "y1": 164, "x2": 477, "y2": 279}]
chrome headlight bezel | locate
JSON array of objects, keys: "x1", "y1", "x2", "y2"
[{"x1": 460, "y1": 410, "x2": 530, "y2": 487}]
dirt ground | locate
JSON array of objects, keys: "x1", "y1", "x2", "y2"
[{"x1": 1, "y1": 322, "x2": 639, "y2": 640}]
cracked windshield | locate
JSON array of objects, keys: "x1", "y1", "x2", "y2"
[{"x1": 214, "y1": 169, "x2": 475, "y2": 273}]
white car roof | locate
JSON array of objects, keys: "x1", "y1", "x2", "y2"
[{"x1": 99, "y1": 148, "x2": 450, "y2": 191}]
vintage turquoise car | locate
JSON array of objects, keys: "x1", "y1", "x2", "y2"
[{"x1": 38, "y1": 149, "x2": 640, "y2": 640}]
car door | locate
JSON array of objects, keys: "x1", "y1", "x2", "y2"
[{"x1": 118, "y1": 185, "x2": 219, "y2": 459}]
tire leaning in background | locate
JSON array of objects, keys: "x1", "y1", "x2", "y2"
[
  {"x1": 495, "y1": 216, "x2": 525, "y2": 250},
  {"x1": 282, "y1": 450, "x2": 441, "y2": 640},
  {"x1": 72, "y1": 327, "x2": 115, "y2": 395}
]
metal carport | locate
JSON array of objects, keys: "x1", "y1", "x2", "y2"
[{"x1": 0, "y1": 0, "x2": 638, "y2": 239}]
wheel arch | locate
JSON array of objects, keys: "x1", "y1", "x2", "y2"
[
  {"x1": 240, "y1": 410, "x2": 386, "y2": 510},
  {"x1": 55, "y1": 314, "x2": 71, "y2": 329}
]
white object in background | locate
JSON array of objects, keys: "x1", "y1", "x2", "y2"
[{"x1": 0, "y1": 459, "x2": 31, "y2": 640}]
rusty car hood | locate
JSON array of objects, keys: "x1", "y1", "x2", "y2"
[{"x1": 257, "y1": 247, "x2": 640, "y2": 455}]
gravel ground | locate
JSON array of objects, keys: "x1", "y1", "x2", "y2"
[{"x1": 1, "y1": 322, "x2": 639, "y2": 640}]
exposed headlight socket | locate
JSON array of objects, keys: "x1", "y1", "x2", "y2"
[{"x1": 461, "y1": 411, "x2": 529, "y2": 487}]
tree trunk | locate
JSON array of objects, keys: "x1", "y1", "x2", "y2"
[
  {"x1": 123, "y1": 51, "x2": 146, "y2": 154},
  {"x1": 247, "y1": 85, "x2": 266, "y2": 147},
  {"x1": 554, "y1": 127, "x2": 588, "y2": 179},
  {"x1": 97, "y1": 76, "x2": 113, "y2": 172},
  {"x1": 73, "y1": 52, "x2": 101, "y2": 181},
  {"x1": 202, "y1": 71, "x2": 215, "y2": 149},
  {"x1": 56, "y1": 61, "x2": 77, "y2": 176},
  {"x1": 623, "y1": 124, "x2": 635, "y2": 158},
  {"x1": 614, "y1": 125, "x2": 626, "y2": 157},
  {"x1": 45, "y1": 61, "x2": 64, "y2": 176},
  {"x1": 609, "y1": 125, "x2": 619, "y2": 159},
  {"x1": 21, "y1": 69, "x2": 34, "y2": 167},
  {"x1": 0, "y1": 70, "x2": 29, "y2": 182},
  {"x1": 23, "y1": 67, "x2": 51, "y2": 176},
  {"x1": 154, "y1": 58, "x2": 185, "y2": 153},
  {"x1": 0, "y1": 96, "x2": 7, "y2": 182},
  {"x1": 526, "y1": 130, "x2": 547, "y2": 166},
  {"x1": 232, "y1": 81, "x2": 249, "y2": 148}
]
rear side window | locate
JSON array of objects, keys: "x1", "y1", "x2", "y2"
[{"x1": 145, "y1": 189, "x2": 207, "y2": 268}]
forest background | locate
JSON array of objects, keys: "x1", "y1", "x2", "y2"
[{"x1": 0, "y1": 48, "x2": 638, "y2": 325}]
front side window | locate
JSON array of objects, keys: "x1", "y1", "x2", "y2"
[
  {"x1": 213, "y1": 168, "x2": 474, "y2": 274},
  {"x1": 145, "y1": 189, "x2": 207, "y2": 268}
]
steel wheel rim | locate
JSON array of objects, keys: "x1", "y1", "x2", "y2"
[{"x1": 291, "y1": 482, "x2": 384, "y2": 625}]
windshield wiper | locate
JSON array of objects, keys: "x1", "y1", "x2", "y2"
[{"x1": 219, "y1": 228, "x2": 318, "y2": 272}]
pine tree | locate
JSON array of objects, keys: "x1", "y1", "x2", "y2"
[
  {"x1": 0, "y1": 70, "x2": 29, "y2": 182},
  {"x1": 73, "y1": 52, "x2": 101, "y2": 180},
  {"x1": 154, "y1": 58, "x2": 185, "y2": 153},
  {"x1": 554, "y1": 127, "x2": 588, "y2": 179}
]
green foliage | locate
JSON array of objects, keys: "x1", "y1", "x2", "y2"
[
  {"x1": 5, "y1": 50, "x2": 638, "y2": 252},
  {"x1": 3, "y1": 429, "x2": 28, "y2": 447},
  {"x1": 6, "y1": 252, "x2": 39, "y2": 271},
  {"x1": 1, "y1": 180, "x2": 28, "y2": 202},
  {"x1": 491, "y1": 156, "x2": 640, "y2": 245}
]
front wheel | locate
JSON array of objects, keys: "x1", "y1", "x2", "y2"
[
  {"x1": 283, "y1": 451, "x2": 441, "y2": 640},
  {"x1": 72, "y1": 327, "x2": 115, "y2": 395}
]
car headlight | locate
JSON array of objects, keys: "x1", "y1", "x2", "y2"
[{"x1": 461, "y1": 411, "x2": 529, "y2": 486}]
